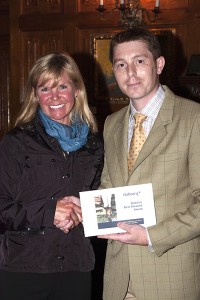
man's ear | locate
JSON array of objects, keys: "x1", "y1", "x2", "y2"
[{"x1": 156, "y1": 56, "x2": 165, "y2": 75}]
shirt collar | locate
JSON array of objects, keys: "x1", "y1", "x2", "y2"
[{"x1": 130, "y1": 85, "x2": 165, "y2": 120}]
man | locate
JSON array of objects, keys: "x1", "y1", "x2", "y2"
[{"x1": 98, "y1": 27, "x2": 200, "y2": 300}]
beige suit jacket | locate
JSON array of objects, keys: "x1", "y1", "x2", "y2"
[{"x1": 101, "y1": 86, "x2": 200, "y2": 300}]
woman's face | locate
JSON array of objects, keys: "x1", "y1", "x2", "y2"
[{"x1": 36, "y1": 72, "x2": 78, "y2": 125}]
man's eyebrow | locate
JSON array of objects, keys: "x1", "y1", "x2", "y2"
[{"x1": 113, "y1": 58, "x2": 125, "y2": 64}]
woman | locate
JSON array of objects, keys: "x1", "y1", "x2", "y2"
[{"x1": 0, "y1": 53, "x2": 104, "y2": 300}]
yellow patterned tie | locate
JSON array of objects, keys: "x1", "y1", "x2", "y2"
[{"x1": 128, "y1": 113, "x2": 147, "y2": 174}]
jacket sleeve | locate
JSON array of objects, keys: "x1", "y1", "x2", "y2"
[
  {"x1": 0, "y1": 134, "x2": 57, "y2": 231},
  {"x1": 148, "y1": 113, "x2": 200, "y2": 256},
  {"x1": 99, "y1": 117, "x2": 118, "y2": 190},
  {"x1": 90, "y1": 134, "x2": 104, "y2": 190}
]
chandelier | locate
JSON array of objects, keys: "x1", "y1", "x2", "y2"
[{"x1": 96, "y1": 0, "x2": 160, "y2": 28}]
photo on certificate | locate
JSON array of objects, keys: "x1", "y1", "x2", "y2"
[{"x1": 80, "y1": 183, "x2": 156, "y2": 237}]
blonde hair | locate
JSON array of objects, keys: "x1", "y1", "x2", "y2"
[{"x1": 15, "y1": 53, "x2": 97, "y2": 132}]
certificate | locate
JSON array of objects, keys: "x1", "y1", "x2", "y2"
[{"x1": 79, "y1": 183, "x2": 156, "y2": 237}]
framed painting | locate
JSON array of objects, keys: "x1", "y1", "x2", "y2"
[
  {"x1": 90, "y1": 28, "x2": 176, "y2": 103},
  {"x1": 90, "y1": 32, "x2": 129, "y2": 104}
]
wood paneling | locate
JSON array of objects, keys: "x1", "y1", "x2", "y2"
[
  {"x1": 0, "y1": 0, "x2": 199, "y2": 134},
  {"x1": 19, "y1": 30, "x2": 65, "y2": 97},
  {"x1": 21, "y1": 0, "x2": 64, "y2": 14},
  {"x1": 0, "y1": 1, "x2": 9, "y2": 138},
  {"x1": 0, "y1": 40, "x2": 9, "y2": 139}
]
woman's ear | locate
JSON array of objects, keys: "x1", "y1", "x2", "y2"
[
  {"x1": 32, "y1": 87, "x2": 39, "y2": 102},
  {"x1": 75, "y1": 89, "x2": 79, "y2": 98},
  {"x1": 156, "y1": 56, "x2": 165, "y2": 75}
]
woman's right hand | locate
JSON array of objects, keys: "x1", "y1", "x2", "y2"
[{"x1": 54, "y1": 196, "x2": 82, "y2": 233}]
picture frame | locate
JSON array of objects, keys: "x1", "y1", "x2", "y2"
[
  {"x1": 90, "y1": 32, "x2": 129, "y2": 104},
  {"x1": 186, "y1": 54, "x2": 200, "y2": 76}
]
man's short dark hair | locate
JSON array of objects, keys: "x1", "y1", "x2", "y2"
[{"x1": 109, "y1": 27, "x2": 162, "y2": 63}]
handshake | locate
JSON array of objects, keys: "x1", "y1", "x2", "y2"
[{"x1": 54, "y1": 196, "x2": 82, "y2": 233}]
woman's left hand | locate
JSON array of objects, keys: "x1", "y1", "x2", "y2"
[{"x1": 54, "y1": 219, "x2": 74, "y2": 234}]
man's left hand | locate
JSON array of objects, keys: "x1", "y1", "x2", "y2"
[{"x1": 98, "y1": 222, "x2": 148, "y2": 246}]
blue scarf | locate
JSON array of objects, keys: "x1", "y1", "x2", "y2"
[{"x1": 39, "y1": 109, "x2": 89, "y2": 152}]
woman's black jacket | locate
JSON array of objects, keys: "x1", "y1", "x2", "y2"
[{"x1": 0, "y1": 113, "x2": 104, "y2": 273}]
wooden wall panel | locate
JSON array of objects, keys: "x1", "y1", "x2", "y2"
[
  {"x1": 9, "y1": 0, "x2": 66, "y2": 128},
  {"x1": 187, "y1": 22, "x2": 200, "y2": 56},
  {"x1": 21, "y1": 0, "x2": 64, "y2": 14},
  {"x1": 19, "y1": 30, "x2": 65, "y2": 99},
  {"x1": 3, "y1": 0, "x2": 200, "y2": 132},
  {"x1": 0, "y1": 41, "x2": 9, "y2": 139},
  {"x1": 0, "y1": 0, "x2": 9, "y2": 138}
]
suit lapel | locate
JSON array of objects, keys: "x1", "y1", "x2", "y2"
[{"x1": 114, "y1": 106, "x2": 130, "y2": 181}]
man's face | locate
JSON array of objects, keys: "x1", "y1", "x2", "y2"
[{"x1": 112, "y1": 40, "x2": 165, "y2": 110}]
